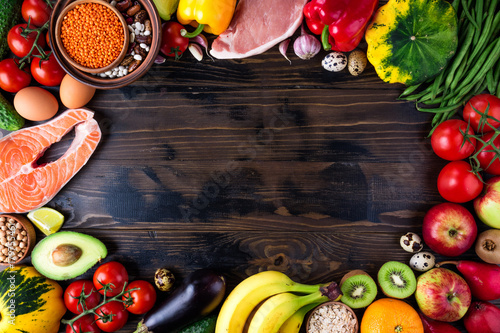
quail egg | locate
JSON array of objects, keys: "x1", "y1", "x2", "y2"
[
  {"x1": 410, "y1": 251, "x2": 435, "y2": 272},
  {"x1": 322, "y1": 52, "x2": 347, "y2": 72},
  {"x1": 154, "y1": 268, "x2": 176, "y2": 292},
  {"x1": 400, "y1": 232, "x2": 424, "y2": 253},
  {"x1": 347, "y1": 49, "x2": 367, "y2": 76}
]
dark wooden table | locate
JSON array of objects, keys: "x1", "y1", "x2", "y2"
[{"x1": 2, "y1": 24, "x2": 498, "y2": 333}]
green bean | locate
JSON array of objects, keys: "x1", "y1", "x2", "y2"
[
  {"x1": 449, "y1": 52, "x2": 471, "y2": 91},
  {"x1": 468, "y1": 11, "x2": 495, "y2": 65},
  {"x1": 398, "y1": 83, "x2": 422, "y2": 98},
  {"x1": 461, "y1": 0, "x2": 480, "y2": 30},
  {"x1": 455, "y1": 38, "x2": 499, "y2": 92},
  {"x1": 488, "y1": 10, "x2": 500, "y2": 45},
  {"x1": 399, "y1": 84, "x2": 436, "y2": 101},
  {"x1": 417, "y1": 102, "x2": 463, "y2": 114},
  {"x1": 444, "y1": 25, "x2": 475, "y2": 93},
  {"x1": 487, "y1": 68, "x2": 496, "y2": 95},
  {"x1": 431, "y1": 70, "x2": 446, "y2": 100}
]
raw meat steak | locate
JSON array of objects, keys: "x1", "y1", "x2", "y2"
[
  {"x1": 210, "y1": 0, "x2": 308, "y2": 59},
  {"x1": 0, "y1": 109, "x2": 101, "y2": 213}
]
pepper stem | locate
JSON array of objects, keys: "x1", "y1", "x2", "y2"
[
  {"x1": 181, "y1": 24, "x2": 205, "y2": 38},
  {"x1": 321, "y1": 25, "x2": 332, "y2": 51}
]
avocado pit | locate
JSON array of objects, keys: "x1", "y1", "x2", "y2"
[{"x1": 52, "y1": 244, "x2": 83, "y2": 266}]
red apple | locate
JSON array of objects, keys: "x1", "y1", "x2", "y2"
[
  {"x1": 422, "y1": 202, "x2": 477, "y2": 257},
  {"x1": 463, "y1": 301, "x2": 500, "y2": 333},
  {"x1": 415, "y1": 267, "x2": 471, "y2": 322},
  {"x1": 474, "y1": 177, "x2": 500, "y2": 228}
]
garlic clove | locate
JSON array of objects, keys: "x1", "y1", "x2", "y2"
[{"x1": 188, "y1": 43, "x2": 203, "y2": 61}]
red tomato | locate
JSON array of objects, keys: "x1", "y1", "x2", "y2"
[
  {"x1": 122, "y1": 280, "x2": 157, "y2": 315},
  {"x1": 31, "y1": 54, "x2": 65, "y2": 86},
  {"x1": 0, "y1": 58, "x2": 31, "y2": 93},
  {"x1": 66, "y1": 314, "x2": 101, "y2": 333},
  {"x1": 22, "y1": 0, "x2": 52, "y2": 27},
  {"x1": 463, "y1": 94, "x2": 500, "y2": 133},
  {"x1": 7, "y1": 23, "x2": 46, "y2": 58},
  {"x1": 431, "y1": 119, "x2": 476, "y2": 161},
  {"x1": 94, "y1": 301, "x2": 128, "y2": 332},
  {"x1": 64, "y1": 279, "x2": 101, "y2": 314},
  {"x1": 476, "y1": 131, "x2": 500, "y2": 175},
  {"x1": 160, "y1": 21, "x2": 189, "y2": 59},
  {"x1": 93, "y1": 261, "x2": 129, "y2": 297},
  {"x1": 437, "y1": 160, "x2": 483, "y2": 203}
]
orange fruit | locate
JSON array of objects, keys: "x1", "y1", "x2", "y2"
[{"x1": 360, "y1": 298, "x2": 424, "y2": 333}]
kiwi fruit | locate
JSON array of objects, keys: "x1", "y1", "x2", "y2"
[
  {"x1": 339, "y1": 270, "x2": 378, "y2": 309},
  {"x1": 475, "y1": 229, "x2": 500, "y2": 264},
  {"x1": 377, "y1": 261, "x2": 416, "y2": 299}
]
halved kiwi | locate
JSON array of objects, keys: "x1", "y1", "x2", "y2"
[
  {"x1": 475, "y1": 229, "x2": 500, "y2": 264},
  {"x1": 340, "y1": 270, "x2": 378, "y2": 309},
  {"x1": 377, "y1": 261, "x2": 416, "y2": 299}
]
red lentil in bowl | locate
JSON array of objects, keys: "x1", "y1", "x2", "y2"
[
  {"x1": 55, "y1": 0, "x2": 129, "y2": 74},
  {"x1": 60, "y1": 2, "x2": 125, "y2": 69}
]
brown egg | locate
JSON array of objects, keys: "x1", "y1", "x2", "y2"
[
  {"x1": 14, "y1": 87, "x2": 59, "y2": 121},
  {"x1": 60, "y1": 74, "x2": 96, "y2": 109}
]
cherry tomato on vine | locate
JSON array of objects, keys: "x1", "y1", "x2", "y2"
[
  {"x1": 476, "y1": 131, "x2": 500, "y2": 175},
  {"x1": 160, "y1": 21, "x2": 189, "y2": 59},
  {"x1": 431, "y1": 119, "x2": 476, "y2": 161},
  {"x1": 122, "y1": 280, "x2": 157, "y2": 315},
  {"x1": 31, "y1": 53, "x2": 65, "y2": 86},
  {"x1": 7, "y1": 23, "x2": 46, "y2": 58},
  {"x1": 0, "y1": 59, "x2": 31, "y2": 93},
  {"x1": 437, "y1": 160, "x2": 483, "y2": 203},
  {"x1": 93, "y1": 261, "x2": 129, "y2": 297},
  {"x1": 64, "y1": 279, "x2": 101, "y2": 314},
  {"x1": 22, "y1": 0, "x2": 53, "y2": 27},
  {"x1": 463, "y1": 94, "x2": 500, "y2": 133},
  {"x1": 94, "y1": 301, "x2": 128, "y2": 332},
  {"x1": 65, "y1": 314, "x2": 101, "y2": 333}
]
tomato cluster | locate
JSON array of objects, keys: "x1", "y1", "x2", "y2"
[
  {"x1": 0, "y1": 0, "x2": 65, "y2": 93},
  {"x1": 431, "y1": 94, "x2": 500, "y2": 203},
  {"x1": 64, "y1": 261, "x2": 157, "y2": 333}
]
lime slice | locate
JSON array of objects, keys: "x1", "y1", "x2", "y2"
[{"x1": 27, "y1": 207, "x2": 65, "y2": 236}]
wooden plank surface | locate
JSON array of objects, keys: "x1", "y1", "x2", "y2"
[{"x1": 1, "y1": 15, "x2": 498, "y2": 333}]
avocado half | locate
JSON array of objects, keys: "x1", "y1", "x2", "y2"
[{"x1": 31, "y1": 231, "x2": 107, "y2": 280}]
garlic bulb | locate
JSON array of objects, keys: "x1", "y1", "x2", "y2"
[{"x1": 293, "y1": 24, "x2": 321, "y2": 60}]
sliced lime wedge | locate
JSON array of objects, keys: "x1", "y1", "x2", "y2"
[{"x1": 27, "y1": 207, "x2": 65, "y2": 236}]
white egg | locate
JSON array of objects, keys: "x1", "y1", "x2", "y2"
[
  {"x1": 400, "y1": 232, "x2": 424, "y2": 253},
  {"x1": 322, "y1": 52, "x2": 347, "y2": 72},
  {"x1": 410, "y1": 251, "x2": 435, "y2": 272}
]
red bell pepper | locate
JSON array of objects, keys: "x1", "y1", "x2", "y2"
[{"x1": 303, "y1": 0, "x2": 379, "y2": 52}]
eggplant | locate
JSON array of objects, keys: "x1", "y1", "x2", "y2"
[{"x1": 135, "y1": 269, "x2": 226, "y2": 333}]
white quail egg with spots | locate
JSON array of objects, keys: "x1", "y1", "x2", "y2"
[
  {"x1": 322, "y1": 52, "x2": 347, "y2": 72},
  {"x1": 400, "y1": 232, "x2": 424, "y2": 253},
  {"x1": 410, "y1": 251, "x2": 435, "y2": 272}
]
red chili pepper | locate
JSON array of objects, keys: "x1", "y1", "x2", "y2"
[{"x1": 303, "y1": 0, "x2": 379, "y2": 52}]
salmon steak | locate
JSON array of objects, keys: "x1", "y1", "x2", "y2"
[{"x1": 0, "y1": 109, "x2": 101, "y2": 213}]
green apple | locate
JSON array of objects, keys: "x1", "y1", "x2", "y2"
[
  {"x1": 415, "y1": 267, "x2": 471, "y2": 322},
  {"x1": 151, "y1": 0, "x2": 180, "y2": 21},
  {"x1": 474, "y1": 177, "x2": 500, "y2": 228}
]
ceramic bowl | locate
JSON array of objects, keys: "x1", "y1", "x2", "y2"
[
  {"x1": 0, "y1": 214, "x2": 37, "y2": 266},
  {"x1": 49, "y1": 0, "x2": 161, "y2": 89},
  {"x1": 306, "y1": 301, "x2": 359, "y2": 333},
  {"x1": 54, "y1": 0, "x2": 129, "y2": 74}
]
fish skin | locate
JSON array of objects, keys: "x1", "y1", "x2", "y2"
[{"x1": 0, "y1": 109, "x2": 101, "y2": 213}]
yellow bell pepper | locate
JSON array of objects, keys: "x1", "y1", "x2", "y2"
[{"x1": 176, "y1": 0, "x2": 237, "y2": 35}]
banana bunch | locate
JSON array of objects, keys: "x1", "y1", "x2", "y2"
[{"x1": 215, "y1": 270, "x2": 342, "y2": 333}]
